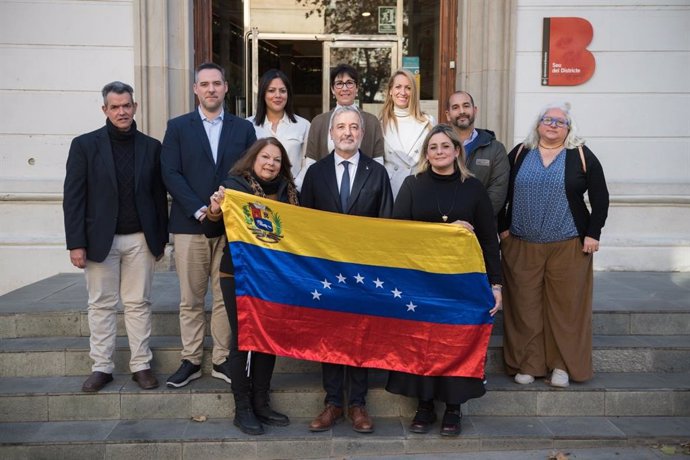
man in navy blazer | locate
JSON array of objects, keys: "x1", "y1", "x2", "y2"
[
  {"x1": 63, "y1": 81, "x2": 168, "y2": 393},
  {"x1": 301, "y1": 106, "x2": 393, "y2": 434},
  {"x1": 161, "y1": 62, "x2": 256, "y2": 388}
]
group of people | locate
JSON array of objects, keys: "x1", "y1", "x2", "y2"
[{"x1": 63, "y1": 61, "x2": 609, "y2": 438}]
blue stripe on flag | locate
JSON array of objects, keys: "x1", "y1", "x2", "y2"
[{"x1": 230, "y1": 241, "x2": 494, "y2": 326}]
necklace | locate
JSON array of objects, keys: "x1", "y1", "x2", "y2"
[
  {"x1": 436, "y1": 181, "x2": 460, "y2": 222},
  {"x1": 538, "y1": 142, "x2": 564, "y2": 150}
]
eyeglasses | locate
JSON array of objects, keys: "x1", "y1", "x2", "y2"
[
  {"x1": 333, "y1": 80, "x2": 356, "y2": 90},
  {"x1": 540, "y1": 116, "x2": 569, "y2": 128}
]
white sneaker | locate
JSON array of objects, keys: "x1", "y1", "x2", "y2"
[
  {"x1": 514, "y1": 373, "x2": 535, "y2": 384},
  {"x1": 549, "y1": 368, "x2": 570, "y2": 388}
]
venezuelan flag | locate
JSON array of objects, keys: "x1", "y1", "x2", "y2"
[{"x1": 221, "y1": 189, "x2": 494, "y2": 378}]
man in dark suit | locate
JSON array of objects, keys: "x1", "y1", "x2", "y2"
[
  {"x1": 161, "y1": 62, "x2": 256, "y2": 388},
  {"x1": 301, "y1": 106, "x2": 393, "y2": 433},
  {"x1": 63, "y1": 81, "x2": 168, "y2": 392}
]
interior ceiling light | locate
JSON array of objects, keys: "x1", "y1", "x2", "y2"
[{"x1": 361, "y1": 11, "x2": 371, "y2": 17}]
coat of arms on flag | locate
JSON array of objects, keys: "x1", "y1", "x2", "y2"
[{"x1": 242, "y1": 201, "x2": 283, "y2": 243}]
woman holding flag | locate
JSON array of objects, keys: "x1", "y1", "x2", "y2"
[
  {"x1": 385, "y1": 124, "x2": 502, "y2": 436},
  {"x1": 204, "y1": 137, "x2": 299, "y2": 435}
]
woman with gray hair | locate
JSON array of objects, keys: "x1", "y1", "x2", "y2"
[{"x1": 498, "y1": 102, "x2": 609, "y2": 388}]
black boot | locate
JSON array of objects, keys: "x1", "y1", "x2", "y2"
[
  {"x1": 252, "y1": 390, "x2": 290, "y2": 426},
  {"x1": 251, "y1": 352, "x2": 289, "y2": 426},
  {"x1": 440, "y1": 404, "x2": 462, "y2": 437},
  {"x1": 409, "y1": 399, "x2": 436, "y2": 433},
  {"x1": 233, "y1": 393, "x2": 264, "y2": 435}
]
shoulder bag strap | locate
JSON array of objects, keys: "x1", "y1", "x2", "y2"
[
  {"x1": 578, "y1": 145, "x2": 587, "y2": 173},
  {"x1": 515, "y1": 143, "x2": 525, "y2": 163}
]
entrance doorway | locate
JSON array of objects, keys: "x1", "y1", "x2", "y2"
[
  {"x1": 199, "y1": 0, "x2": 448, "y2": 120},
  {"x1": 245, "y1": 34, "x2": 399, "y2": 121},
  {"x1": 245, "y1": 37, "x2": 323, "y2": 121},
  {"x1": 324, "y1": 41, "x2": 398, "y2": 115}
]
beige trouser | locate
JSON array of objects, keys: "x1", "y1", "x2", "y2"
[
  {"x1": 173, "y1": 233, "x2": 229, "y2": 365},
  {"x1": 85, "y1": 232, "x2": 155, "y2": 374},
  {"x1": 501, "y1": 236, "x2": 594, "y2": 382}
]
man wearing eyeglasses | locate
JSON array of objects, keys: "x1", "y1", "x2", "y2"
[
  {"x1": 446, "y1": 91, "x2": 509, "y2": 216},
  {"x1": 296, "y1": 64, "x2": 385, "y2": 188}
]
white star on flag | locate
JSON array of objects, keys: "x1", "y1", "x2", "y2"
[
  {"x1": 321, "y1": 279, "x2": 332, "y2": 289},
  {"x1": 406, "y1": 301, "x2": 417, "y2": 312},
  {"x1": 311, "y1": 290, "x2": 322, "y2": 300},
  {"x1": 336, "y1": 273, "x2": 347, "y2": 283},
  {"x1": 373, "y1": 278, "x2": 384, "y2": 288},
  {"x1": 354, "y1": 273, "x2": 365, "y2": 284},
  {"x1": 391, "y1": 288, "x2": 402, "y2": 298}
]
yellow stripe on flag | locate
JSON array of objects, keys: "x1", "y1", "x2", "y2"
[{"x1": 221, "y1": 189, "x2": 486, "y2": 275}]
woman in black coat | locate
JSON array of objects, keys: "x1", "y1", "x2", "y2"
[
  {"x1": 204, "y1": 137, "x2": 299, "y2": 435},
  {"x1": 385, "y1": 124, "x2": 502, "y2": 436}
]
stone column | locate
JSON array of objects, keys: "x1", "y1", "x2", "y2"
[
  {"x1": 456, "y1": 0, "x2": 516, "y2": 146},
  {"x1": 133, "y1": 0, "x2": 194, "y2": 141}
]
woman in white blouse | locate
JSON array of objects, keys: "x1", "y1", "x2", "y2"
[
  {"x1": 247, "y1": 69, "x2": 310, "y2": 188},
  {"x1": 380, "y1": 69, "x2": 435, "y2": 198}
]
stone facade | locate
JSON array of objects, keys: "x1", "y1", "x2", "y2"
[{"x1": 0, "y1": 0, "x2": 688, "y2": 294}]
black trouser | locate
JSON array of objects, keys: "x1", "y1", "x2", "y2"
[
  {"x1": 220, "y1": 275, "x2": 276, "y2": 396},
  {"x1": 322, "y1": 363, "x2": 368, "y2": 407}
]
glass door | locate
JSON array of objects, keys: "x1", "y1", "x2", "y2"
[
  {"x1": 323, "y1": 40, "x2": 400, "y2": 114},
  {"x1": 245, "y1": 31, "x2": 323, "y2": 121},
  {"x1": 246, "y1": 33, "x2": 400, "y2": 120}
]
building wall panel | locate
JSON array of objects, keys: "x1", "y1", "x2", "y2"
[
  {"x1": 516, "y1": 4, "x2": 690, "y2": 52},
  {"x1": 514, "y1": 1, "x2": 690, "y2": 270},
  {"x1": 515, "y1": 51, "x2": 690, "y2": 94},
  {"x1": 0, "y1": 46, "x2": 135, "y2": 91},
  {"x1": 0, "y1": 1, "x2": 133, "y2": 47}
]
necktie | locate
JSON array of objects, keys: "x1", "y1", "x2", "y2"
[{"x1": 340, "y1": 160, "x2": 350, "y2": 212}]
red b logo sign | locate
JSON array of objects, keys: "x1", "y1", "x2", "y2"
[{"x1": 542, "y1": 17, "x2": 595, "y2": 86}]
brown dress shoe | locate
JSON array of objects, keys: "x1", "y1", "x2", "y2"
[
  {"x1": 132, "y1": 369, "x2": 159, "y2": 390},
  {"x1": 348, "y1": 405, "x2": 374, "y2": 433},
  {"x1": 82, "y1": 371, "x2": 113, "y2": 392},
  {"x1": 309, "y1": 404, "x2": 344, "y2": 431}
]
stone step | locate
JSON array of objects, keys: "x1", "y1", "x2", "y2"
[
  {"x1": 1, "y1": 335, "x2": 689, "y2": 378},
  {"x1": 1, "y1": 372, "x2": 688, "y2": 423},
  {"x1": 4, "y1": 307, "x2": 690, "y2": 339},
  {"x1": 2, "y1": 272, "x2": 689, "y2": 339},
  {"x1": 1, "y1": 416, "x2": 689, "y2": 459}
]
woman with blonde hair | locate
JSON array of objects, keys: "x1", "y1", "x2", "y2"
[
  {"x1": 380, "y1": 68, "x2": 434, "y2": 198},
  {"x1": 386, "y1": 124, "x2": 502, "y2": 436}
]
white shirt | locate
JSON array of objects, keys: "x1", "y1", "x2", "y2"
[
  {"x1": 463, "y1": 128, "x2": 479, "y2": 146},
  {"x1": 196, "y1": 107, "x2": 224, "y2": 220},
  {"x1": 198, "y1": 106, "x2": 224, "y2": 163},
  {"x1": 246, "y1": 113, "x2": 310, "y2": 180},
  {"x1": 334, "y1": 151, "x2": 360, "y2": 193}
]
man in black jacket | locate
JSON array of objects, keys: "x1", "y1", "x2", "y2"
[{"x1": 63, "y1": 81, "x2": 168, "y2": 392}]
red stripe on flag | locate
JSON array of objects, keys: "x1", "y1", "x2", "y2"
[{"x1": 236, "y1": 295, "x2": 492, "y2": 378}]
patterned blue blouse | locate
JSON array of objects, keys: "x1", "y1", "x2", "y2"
[{"x1": 510, "y1": 148, "x2": 579, "y2": 243}]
